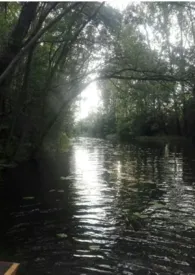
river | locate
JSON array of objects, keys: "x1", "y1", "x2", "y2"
[{"x1": 1, "y1": 137, "x2": 195, "y2": 274}]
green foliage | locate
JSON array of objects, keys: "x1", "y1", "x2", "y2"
[
  {"x1": 1, "y1": 2, "x2": 195, "y2": 163},
  {"x1": 58, "y1": 132, "x2": 70, "y2": 153},
  {"x1": 0, "y1": 2, "x2": 120, "y2": 161},
  {"x1": 75, "y1": 2, "x2": 195, "y2": 141},
  {"x1": 56, "y1": 233, "x2": 68, "y2": 239}
]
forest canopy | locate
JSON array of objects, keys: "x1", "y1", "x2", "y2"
[
  {"x1": 0, "y1": 2, "x2": 195, "y2": 162},
  {"x1": 75, "y1": 2, "x2": 195, "y2": 141}
]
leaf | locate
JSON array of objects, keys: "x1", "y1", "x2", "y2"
[
  {"x1": 188, "y1": 220, "x2": 195, "y2": 227},
  {"x1": 49, "y1": 189, "x2": 55, "y2": 192},
  {"x1": 133, "y1": 212, "x2": 148, "y2": 219},
  {"x1": 23, "y1": 196, "x2": 34, "y2": 200},
  {"x1": 56, "y1": 233, "x2": 68, "y2": 238},
  {"x1": 0, "y1": 163, "x2": 17, "y2": 168},
  {"x1": 89, "y1": 245, "x2": 100, "y2": 250},
  {"x1": 151, "y1": 202, "x2": 165, "y2": 209}
]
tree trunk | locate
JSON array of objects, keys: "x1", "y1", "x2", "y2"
[
  {"x1": 0, "y1": 3, "x2": 38, "y2": 75},
  {"x1": 0, "y1": 3, "x2": 38, "y2": 113},
  {"x1": 6, "y1": 45, "x2": 35, "y2": 157}
]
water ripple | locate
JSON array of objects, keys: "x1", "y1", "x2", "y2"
[{"x1": 1, "y1": 137, "x2": 195, "y2": 274}]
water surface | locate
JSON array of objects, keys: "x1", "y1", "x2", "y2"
[{"x1": 1, "y1": 137, "x2": 195, "y2": 274}]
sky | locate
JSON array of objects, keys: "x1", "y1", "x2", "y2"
[
  {"x1": 76, "y1": 82, "x2": 101, "y2": 120},
  {"x1": 76, "y1": 0, "x2": 129, "y2": 120}
]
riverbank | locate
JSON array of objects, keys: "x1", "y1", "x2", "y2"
[
  {"x1": 105, "y1": 133, "x2": 192, "y2": 146},
  {"x1": 134, "y1": 135, "x2": 190, "y2": 144}
]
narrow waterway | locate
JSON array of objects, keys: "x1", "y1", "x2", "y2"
[{"x1": 1, "y1": 137, "x2": 195, "y2": 274}]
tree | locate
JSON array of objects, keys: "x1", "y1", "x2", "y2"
[
  {"x1": 0, "y1": 2, "x2": 122, "y2": 161},
  {"x1": 75, "y1": 2, "x2": 195, "y2": 141}
]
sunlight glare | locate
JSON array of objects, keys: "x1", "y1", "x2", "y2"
[
  {"x1": 107, "y1": 0, "x2": 130, "y2": 11},
  {"x1": 76, "y1": 82, "x2": 100, "y2": 120}
]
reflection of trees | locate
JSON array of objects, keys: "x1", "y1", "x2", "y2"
[
  {"x1": 2, "y1": 138, "x2": 195, "y2": 274},
  {"x1": 160, "y1": 144, "x2": 195, "y2": 228},
  {"x1": 102, "y1": 143, "x2": 166, "y2": 216},
  {"x1": 181, "y1": 143, "x2": 195, "y2": 179},
  {"x1": 107, "y1": 141, "x2": 195, "y2": 274}
]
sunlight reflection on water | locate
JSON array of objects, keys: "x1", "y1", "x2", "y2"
[{"x1": 2, "y1": 137, "x2": 195, "y2": 274}]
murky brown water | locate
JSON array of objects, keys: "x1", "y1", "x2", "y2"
[{"x1": 1, "y1": 137, "x2": 195, "y2": 274}]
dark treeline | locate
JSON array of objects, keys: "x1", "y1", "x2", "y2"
[
  {"x1": 1, "y1": 2, "x2": 195, "y2": 163},
  {"x1": 74, "y1": 2, "x2": 195, "y2": 142}
]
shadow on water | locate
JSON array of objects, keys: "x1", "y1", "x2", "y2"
[
  {"x1": 0, "y1": 154, "x2": 76, "y2": 274},
  {"x1": 1, "y1": 137, "x2": 195, "y2": 274}
]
